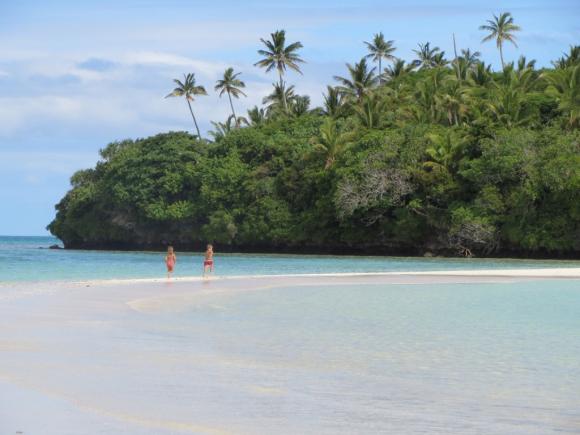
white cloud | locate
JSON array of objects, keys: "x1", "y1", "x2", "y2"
[
  {"x1": 0, "y1": 95, "x2": 139, "y2": 137},
  {"x1": 0, "y1": 150, "x2": 98, "y2": 176}
]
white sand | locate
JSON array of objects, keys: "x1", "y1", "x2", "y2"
[{"x1": 1, "y1": 269, "x2": 579, "y2": 434}]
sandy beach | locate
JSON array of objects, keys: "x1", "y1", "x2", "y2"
[{"x1": 1, "y1": 270, "x2": 579, "y2": 434}]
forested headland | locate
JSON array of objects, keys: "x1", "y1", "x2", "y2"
[{"x1": 48, "y1": 14, "x2": 580, "y2": 257}]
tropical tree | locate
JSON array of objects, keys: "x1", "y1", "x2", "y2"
[
  {"x1": 517, "y1": 56, "x2": 536, "y2": 72},
  {"x1": 263, "y1": 82, "x2": 297, "y2": 116},
  {"x1": 479, "y1": 12, "x2": 521, "y2": 69},
  {"x1": 383, "y1": 58, "x2": 414, "y2": 81},
  {"x1": 334, "y1": 58, "x2": 378, "y2": 102},
  {"x1": 552, "y1": 45, "x2": 580, "y2": 69},
  {"x1": 468, "y1": 61, "x2": 493, "y2": 87},
  {"x1": 322, "y1": 86, "x2": 346, "y2": 117},
  {"x1": 413, "y1": 42, "x2": 444, "y2": 70},
  {"x1": 165, "y1": 73, "x2": 207, "y2": 139},
  {"x1": 292, "y1": 95, "x2": 311, "y2": 116},
  {"x1": 210, "y1": 114, "x2": 250, "y2": 140},
  {"x1": 247, "y1": 106, "x2": 266, "y2": 126},
  {"x1": 354, "y1": 93, "x2": 389, "y2": 129},
  {"x1": 214, "y1": 67, "x2": 246, "y2": 123},
  {"x1": 209, "y1": 120, "x2": 232, "y2": 141},
  {"x1": 310, "y1": 118, "x2": 354, "y2": 169},
  {"x1": 364, "y1": 33, "x2": 396, "y2": 84},
  {"x1": 255, "y1": 30, "x2": 304, "y2": 113},
  {"x1": 437, "y1": 81, "x2": 470, "y2": 126},
  {"x1": 460, "y1": 49, "x2": 481, "y2": 67},
  {"x1": 425, "y1": 131, "x2": 466, "y2": 172},
  {"x1": 543, "y1": 65, "x2": 580, "y2": 128}
]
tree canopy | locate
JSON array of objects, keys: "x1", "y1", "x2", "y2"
[{"x1": 49, "y1": 23, "x2": 580, "y2": 257}]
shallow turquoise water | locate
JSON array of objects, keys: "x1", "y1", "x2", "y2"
[
  {"x1": 2, "y1": 277, "x2": 578, "y2": 434},
  {"x1": 1, "y1": 235, "x2": 580, "y2": 283}
]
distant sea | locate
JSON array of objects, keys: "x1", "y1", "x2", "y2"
[{"x1": 2, "y1": 235, "x2": 580, "y2": 283}]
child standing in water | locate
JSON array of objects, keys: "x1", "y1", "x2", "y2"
[
  {"x1": 165, "y1": 246, "x2": 177, "y2": 279},
  {"x1": 203, "y1": 244, "x2": 214, "y2": 277}
]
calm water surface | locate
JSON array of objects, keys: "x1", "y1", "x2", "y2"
[
  {"x1": 1, "y1": 277, "x2": 578, "y2": 434},
  {"x1": 1, "y1": 235, "x2": 580, "y2": 283}
]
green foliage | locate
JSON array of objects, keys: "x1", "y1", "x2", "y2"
[{"x1": 49, "y1": 42, "x2": 580, "y2": 256}]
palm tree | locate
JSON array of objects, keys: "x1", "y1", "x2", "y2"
[
  {"x1": 354, "y1": 93, "x2": 389, "y2": 129},
  {"x1": 479, "y1": 12, "x2": 521, "y2": 70},
  {"x1": 165, "y1": 73, "x2": 207, "y2": 139},
  {"x1": 425, "y1": 131, "x2": 466, "y2": 172},
  {"x1": 263, "y1": 82, "x2": 297, "y2": 116},
  {"x1": 436, "y1": 81, "x2": 469, "y2": 126},
  {"x1": 454, "y1": 49, "x2": 481, "y2": 82},
  {"x1": 542, "y1": 65, "x2": 580, "y2": 129},
  {"x1": 468, "y1": 61, "x2": 493, "y2": 87},
  {"x1": 322, "y1": 86, "x2": 346, "y2": 117},
  {"x1": 254, "y1": 29, "x2": 304, "y2": 113},
  {"x1": 364, "y1": 33, "x2": 396, "y2": 84},
  {"x1": 247, "y1": 106, "x2": 266, "y2": 126},
  {"x1": 517, "y1": 56, "x2": 536, "y2": 72},
  {"x1": 383, "y1": 58, "x2": 414, "y2": 81},
  {"x1": 552, "y1": 45, "x2": 580, "y2": 69},
  {"x1": 460, "y1": 49, "x2": 481, "y2": 67},
  {"x1": 292, "y1": 95, "x2": 311, "y2": 116},
  {"x1": 432, "y1": 52, "x2": 448, "y2": 67},
  {"x1": 310, "y1": 118, "x2": 354, "y2": 169},
  {"x1": 334, "y1": 58, "x2": 378, "y2": 102},
  {"x1": 412, "y1": 42, "x2": 443, "y2": 70},
  {"x1": 209, "y1": 120, "x2": 231, "y2": 141},
  {"x1": 214, "y1": 67, "x2": 246, "y2": 123}
]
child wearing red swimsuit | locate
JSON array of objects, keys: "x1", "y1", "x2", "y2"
[
  {"x1": 165, "y1": 246, "x2": 176, "y2": 279},
  {"x1": 203, "y1": 244, "x2": 214, "y2": 277}
]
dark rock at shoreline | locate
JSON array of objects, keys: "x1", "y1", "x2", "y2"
[{"x1": 49, "y1": 244, "x2": 63, "y2": 250}]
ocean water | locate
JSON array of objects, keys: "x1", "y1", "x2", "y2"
[{"x1": 1, "y1": 235, "x2": 580, "y2": 283}]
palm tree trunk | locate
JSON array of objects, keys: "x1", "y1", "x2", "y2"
[
  {"x1": 279, "y1": 73, "x2": 288, "y2": 113},
  {"x1": 452, "y1": 33, "x2": 461, "y2": 82},
  {"x1": 378, "y1": 57, "x2": 382, "y2": 85},
  {"x1": 227, "y1": 91, "x2": 237, "y2": 123},
  {"x1": 499, "y1": 43, "x2": 505, "y2": 70},
  {"x1": 186, "y1": 99, "x2": 201, "y2": 139}
]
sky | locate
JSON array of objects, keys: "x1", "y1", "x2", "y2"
[{"x1": 0, "y1": 0, "x2": 578, "y2": 236}]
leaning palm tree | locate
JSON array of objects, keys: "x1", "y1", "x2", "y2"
[
  {"x1": 254, "y1": 30, "x2": 304, "y2": 113},
  {"x1": 334, "y1": 58, "x2": 378, "y2": 102},
  {"x1": 412, "y1": 42, "x2": 443, "y2": 70},
  {"x1": 214, "y1": 67, "x2": 246, "y2": 123},
  {"x1": 310, "y1": 118, "x2": 354, "y2": 169},
  {"x1": 165, "y1": 73, "x2": 207, "y2": 139},
  {"x1": 479, "y1": 12, "x2": 521, "y2": 70},
  {"x1": 364, "y1": 33, "x2": 396, "y2": 84}
]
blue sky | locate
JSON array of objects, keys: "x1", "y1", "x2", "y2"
[{"x1": 0, "y1": 0, "x2": 578, "y2": 236}]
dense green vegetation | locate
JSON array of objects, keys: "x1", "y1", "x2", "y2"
[{"x1": 49, "y1": 14, "x2": 580, "y2": 257}]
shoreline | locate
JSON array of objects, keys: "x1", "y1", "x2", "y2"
[
  {"x1": 2, "y1": 267, "x2": 580, "y2": 289},
  {"x1": 1, "y1": 268, "x2": 579, "y2": 434}
]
